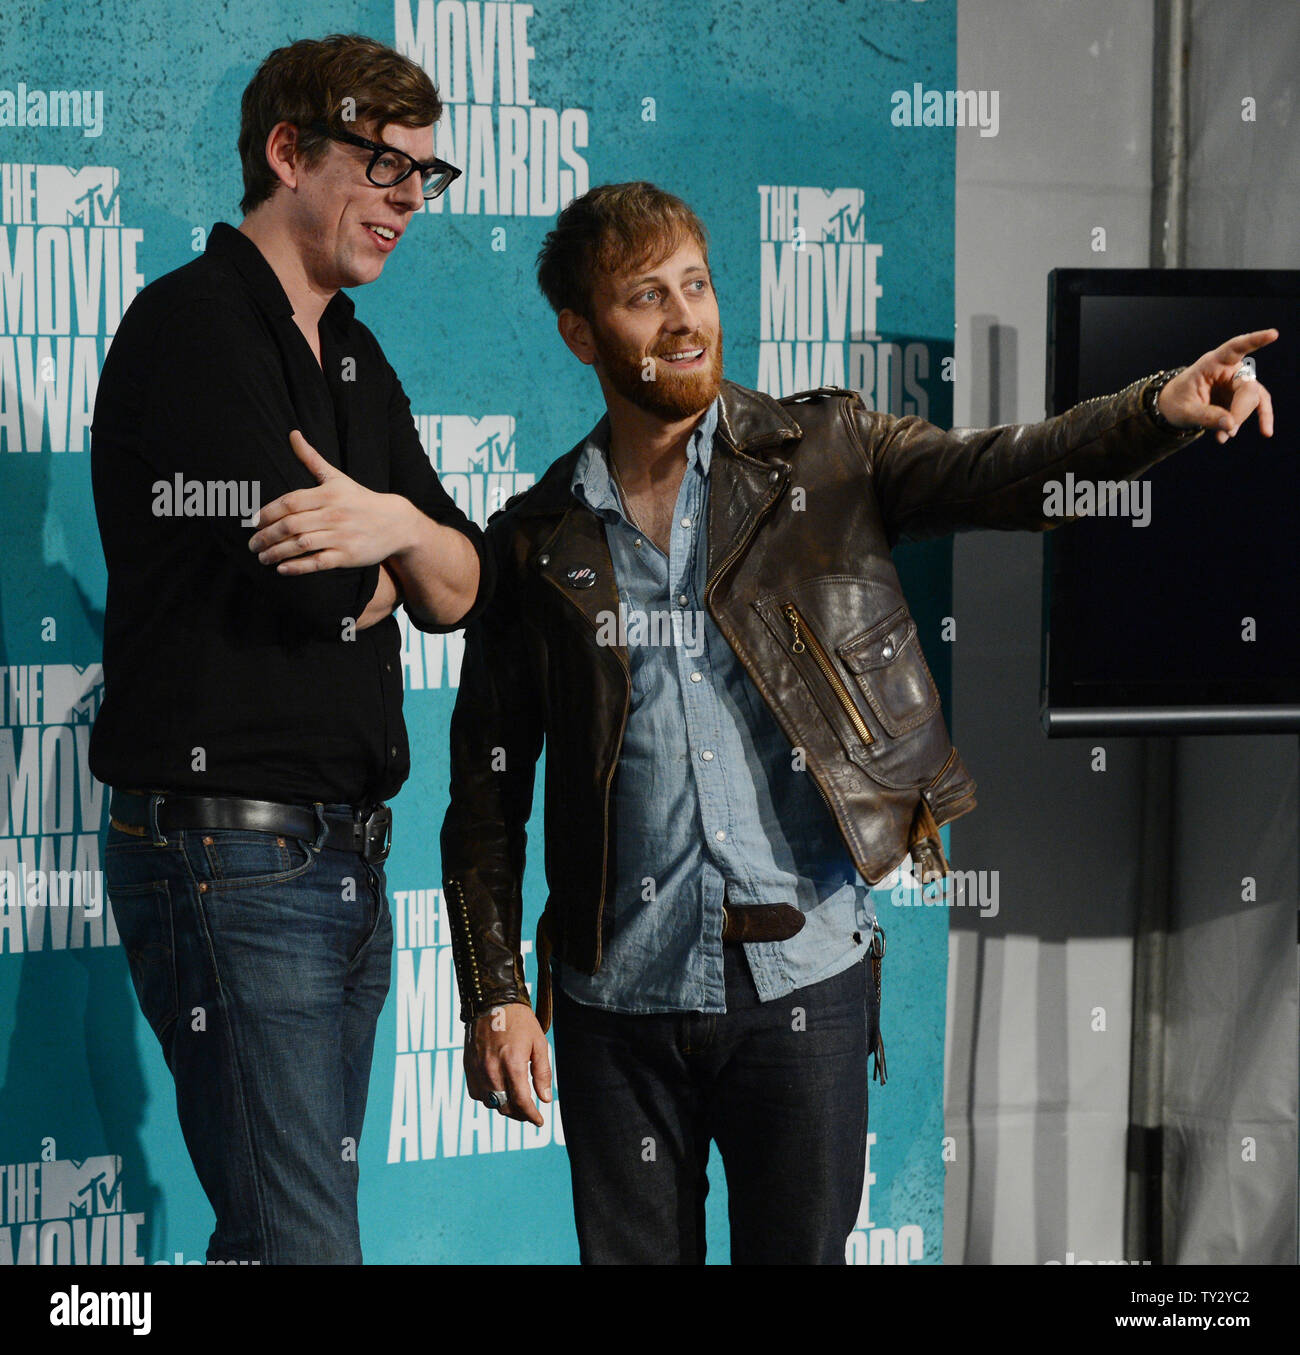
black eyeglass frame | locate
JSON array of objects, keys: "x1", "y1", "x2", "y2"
[{"x1": 308, "y1": 121, "x2": 462, "y2": 200}]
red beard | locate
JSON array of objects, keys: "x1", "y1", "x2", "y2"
[{"x1": 592, "y1": 323, "x2": 725, "y2": 420}]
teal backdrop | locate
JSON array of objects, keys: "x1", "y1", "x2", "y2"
[{"x1": 0, "y1": 0, "x2": 956, "y2": 1265}]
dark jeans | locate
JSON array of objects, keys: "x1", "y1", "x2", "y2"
[
  {"x1": 104, "y1": 809, "x2": 392, "y2": 1264},
  {"x1": 552, "y1": 945, "x2": 875, "y2": 1264}
]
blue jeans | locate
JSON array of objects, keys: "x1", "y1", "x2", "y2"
[
  {"x1": 551, "y1": 944, "x2": 875, "y2": 1264},
  {"x1": 104, "y1": 807, "x2": 392, "y2": 1264}
]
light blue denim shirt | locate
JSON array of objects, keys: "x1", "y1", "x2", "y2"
[{"x1": 554, "y1": 397, "x2": 877, "y2": 1014}]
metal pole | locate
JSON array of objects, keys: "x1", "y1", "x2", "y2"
[
  {"x1": 1149, "y1": 0, "x2": 1190, "y2": 269},
  {"x1": 1124, "y1": 0, "x2": 1190, "y2": 1265}
]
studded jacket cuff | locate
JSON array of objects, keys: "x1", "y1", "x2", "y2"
[
  {"x1": 443, "y1": 874, "x2": 532, "y2": 1024},
  {"x1": 1140, "y1": 367, "x2": 1189, "y2": 434}
]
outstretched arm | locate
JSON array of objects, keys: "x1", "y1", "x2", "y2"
[{"x1": 858, "y1": 329, "x2": 1279, "y2": 544}]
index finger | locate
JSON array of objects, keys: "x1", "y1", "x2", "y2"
[
  {"x1": 1214, "y1": 328, "x2": 1279, "y2": 364},
  {"x1": 252, "y1": 487, "x2": 318, "y2": 529}
]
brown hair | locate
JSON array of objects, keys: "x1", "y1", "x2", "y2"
[
  {"x1": 536, "y1": 182, "x2": 710, "y2": 318},
  {"x1": 238, "y1": 33, "x2": 442, "y2": 215}
]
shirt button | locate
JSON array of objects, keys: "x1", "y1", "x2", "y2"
[
  {"x1": 680, "y1": 516, "x2": 692, "y2": 528},
  {"x1": 678, "y1": 593, "x2": 688, "y2": 605},
  {"x1": 390, "y1": 746, "x2": 398, "y2": 757},
  {"x1": 701, "y1": 749, "x2": 714, "y2": 762},
  {"x1": 690, "y1": 671, "x2": 702, "y2": 682},
  {"x1": 386, "y1": 662, "x2": 392, "y2": 672},
  {"x1": 714, "y1": 829, "x2": 726, "y2": 842},
  {"x1": 633, "y1": 537, "x2": 643, "y2": 549}
]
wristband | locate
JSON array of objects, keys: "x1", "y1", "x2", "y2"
[{"x1": 1143, "y1": 367, "x2": 1186, "y2": 432}]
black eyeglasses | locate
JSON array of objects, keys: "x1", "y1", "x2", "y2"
[{"x1": 309, "y1": 122, "x2": 462, "y2": 201}]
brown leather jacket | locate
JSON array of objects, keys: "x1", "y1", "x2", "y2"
[{"x1": 440, "y1": 376, "x2": 1202, "y2": 1029}]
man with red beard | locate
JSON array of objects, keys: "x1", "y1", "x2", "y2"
[{"x1": 440, "y1": 182, "x2": 1275, "y2": 1263}]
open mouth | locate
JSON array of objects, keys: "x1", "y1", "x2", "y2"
[
  {"x1": 364, "y1": 222, "x2": 399, "y2": 250},
  {"x1": 658, "y1": 347, "x2": 706, "y2": 366}
]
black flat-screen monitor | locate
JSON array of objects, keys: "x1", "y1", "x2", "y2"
[{"x1": 1041, "y1": 268, "x2": 1299, "y2": 735}]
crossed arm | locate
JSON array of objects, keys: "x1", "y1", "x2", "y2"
[{"x1": 248, "y1": 428, "x2": 480, "y2": 630}]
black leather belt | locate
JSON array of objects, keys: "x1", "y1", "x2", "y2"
[
  {"x1": 720, "y1": 898, "x2": 805, "y2": 944},
  {"x1": 109, "y1": 790, "x2": 392, "y2": 863}
]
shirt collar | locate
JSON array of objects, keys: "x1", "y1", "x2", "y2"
[
  {"x1": 205, "y1": 221, "x2": 356, "y2": 336},
  {"x1": 571, "y1": 396, "x2": 720, "y2": 520}
]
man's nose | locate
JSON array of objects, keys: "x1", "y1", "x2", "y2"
[
  {"x1": 388, "y1": 173, "x2": 425, "y2": 212},
  {"x1": 662, "y1": 289, "x2": 695, "y2": 329}
]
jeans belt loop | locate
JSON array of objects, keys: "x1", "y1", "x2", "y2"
[
  {"x1": 147, "y1": 794, "x2": 168, "y2": 847},
  {"x1": 311, "y1": 802, "x2": 329, "y2": 852}
]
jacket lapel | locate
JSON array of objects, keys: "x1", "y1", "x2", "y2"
[
  {"x1": 707, "y1": 384, "x2": 801, "y2": 585},
  {"x1": 535, "y1": 505, "x2": 625, "y2": 655},
  {"x1": 514, "y1": 445, "x2": 625, "y2": 656},
  {"x1": 515, "y1": 382, "x2": 804, "y2": 635}
]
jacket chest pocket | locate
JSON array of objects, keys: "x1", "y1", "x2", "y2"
[
  {"x1": 755, "y1": 587, "x2": 946, "y2": 790},
  {"x1": 838, "y1": 607, "x2": 940, "y2": 737}
]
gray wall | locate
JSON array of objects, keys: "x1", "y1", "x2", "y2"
[
  {"x1": 944, "y1": 0, "x2": 1297, "y2": 1264},
  {"x1": 1162, "y1": 0, "x2": 1300, "y2": 1265}
]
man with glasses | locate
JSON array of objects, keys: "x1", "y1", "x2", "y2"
[{"x1": 90, "y1": 34, "x2": 485, "y2": 1264}]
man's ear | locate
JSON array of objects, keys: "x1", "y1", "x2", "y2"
[
  {"x1": 557, "y1": 308, "x2": 597, "y2": 367},
  {"x1": 264, "y1": 121, "x2": 303, "y2": 192}
]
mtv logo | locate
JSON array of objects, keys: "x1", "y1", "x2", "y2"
[
  {"x1": 41, "y1": 663, "x2": 105, "y2": 724},
  {"x1": 34, "y1": 165, "x2": 120, "y2": 226},
  {"x1": 438, "y1": 416, "x2": 516, "y2": 473},
  {"x1": 41, "y1": 1155, "x2": 123, "y2": 1219},
  {"x1": 795, "y1": 187, "x2": 865, "y2": 243}
]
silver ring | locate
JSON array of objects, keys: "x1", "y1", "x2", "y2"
[
  {"x1": 1233, "y1": 363, "x2": 1255, "y2": 383},
  {"x1": 485, "y1": 1090, "x2": 508, "y2": 1110}
]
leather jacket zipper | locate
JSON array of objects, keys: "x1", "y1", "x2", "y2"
[{"x1": 781, "y1": 603, "x2": 875, "y2": 746}]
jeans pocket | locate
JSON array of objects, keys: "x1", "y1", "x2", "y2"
[
  {"x1": 198, "y1": 831, "x2": 318, "y2": 890},
  {"x1": 108, "y1": 878, "x2": 179, "y2": 1044}
]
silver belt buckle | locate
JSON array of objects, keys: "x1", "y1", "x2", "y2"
[{"x1": 361, "y1": 804, "x2": 392, "y2": 863}]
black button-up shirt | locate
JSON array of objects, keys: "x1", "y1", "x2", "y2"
[{"x1": 90, "y1": 222, "x2": 491, "y2": 806}]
